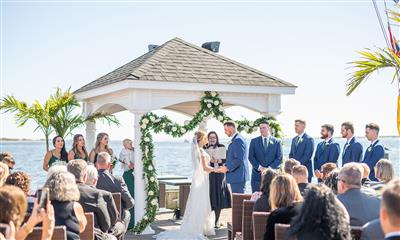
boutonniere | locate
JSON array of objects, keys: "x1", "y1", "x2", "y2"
[
  {"x1": 269, "y1": 140, "x2": 274, "y2": 145},
  {"x1": 325, "y1": 142, "x2": 330, "y2": 146},
  {"x1": 368, "y1": 146, "x2": 372, "y2": 152},
  {"x1": 298, "y1": 138, "x2": 303, "y2": 143}
]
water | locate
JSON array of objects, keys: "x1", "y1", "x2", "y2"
[{"x1": 1, "y1": 137, "x2": 399, "y2": 192}]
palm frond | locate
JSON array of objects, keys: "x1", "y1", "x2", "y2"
[{"x1": 346, "y1": 48, "x2": 400, "y2": 96}]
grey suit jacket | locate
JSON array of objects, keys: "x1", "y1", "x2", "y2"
[
  {"x1": 361, "y1": 218, "x2": 384, "y2": 240},
  {"x1": 337, "y1": 188, "x2": 380, "y2": 226},
  {"x1": 77, "y1": 184, "x2": 111, "y2": 232},
  {"x1": 96, "y1": 169, "x2": 134, "y2": 211}
]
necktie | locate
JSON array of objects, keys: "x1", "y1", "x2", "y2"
[
  {"x1": 264, "y1": 137, "x2": 268, "y2": 151},
  {"x1": 296, "y1": 136, "x2": 301, "y2": 146}
]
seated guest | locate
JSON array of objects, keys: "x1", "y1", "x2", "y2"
[
  {"x1": 264, "y1": 174, "x2": 303, "y2": 240},
  {"x1": 361, "y1": 219, "x2": 384, "y2": 240},
  {"x1": 0, "y1": 152, "x2": 13, "y2": 161},
  {"x1": 315, "y1": 162, "x2": 337, "y2": 182},
  {"x1": 337, "y1": 163, "x2": 380, "y2": 226},
  {"x1": 5, "y1": 171, "x2": 35, "y2": 214},
  {"x1": 292, "y1": 165, "x2": 311, "y2": 196},
  {"x1": 288, "y1": 184, "x2": 351, "y2": 240},
  {"x1": 96, "y1": 152, "x2": 134, "y2": 232},
  {"x1": 284, "y1": 158, "x2": 300, "y2": 175},
  {"x1": 86, "y1": 164, "x2": 125, "y2": 238},
  {"x1": 45, "y1": 169, "x2": 87, "y2": 240},
  {"x1": 67, "y1": 159, "x2": 119, "y2": 240},
  {"x1": 253, "y1": 168, "x2": 278, "y2": 212},
  {"x1": 2, "y1": 156, "x2": 15, "y2": 171},
  {"x1": 323, "y1": 169, "x2": 340, "y2": 194},
  {"x1": 380, "y1": 179, "x2": 400, "y2": 240},
  {"x1": 0, "y1": 162, "x2": 9, "y2": 187},
  {"x1": 371, "y1": 159, "x2": 394, "y2": 193},
  {"x1": 360, "y1": 163, "x2": 372, "y2": 187},
  {"x1": 0, "y1": 185, "x2": 55, "y2": 240}
]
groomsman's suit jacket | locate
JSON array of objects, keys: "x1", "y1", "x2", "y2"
[
  {"x1": 248, "y1": 136, "x2": 282, "y2": 183},
  {"x1": 342, "y1": 137, "x2": 363, "y2": 166},
  {"x1": 225, "y1": 133, "x2": 249, "y2": 184},
  {"x1": 289, "y1": 133, "x2": 314, "y2": 177},
  {"x1": 362, "y1": 140, "x2": 385, "y2": 181},
  {"x1": 313, "y1": 138, "x2": 340, "y2": 171}
]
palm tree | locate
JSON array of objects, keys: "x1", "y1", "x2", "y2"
[
  {"x1": 347, "y1": 7, "x2": 400, "y2": 136},
  {"x1": 0, "y1": 88, "x2": 120, "y2": 151}
]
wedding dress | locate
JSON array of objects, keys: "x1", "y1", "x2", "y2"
[{"x1": 155, "y1": 138, "x2": 215, "y2": 240}]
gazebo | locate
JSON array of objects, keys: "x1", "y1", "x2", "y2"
[{"x1": 74, "y1": 37, "x2": 296, "y2": 233}]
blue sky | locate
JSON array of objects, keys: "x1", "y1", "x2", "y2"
[{"x1": 1, "y1": 0, "x2": 398, "y2": 141}]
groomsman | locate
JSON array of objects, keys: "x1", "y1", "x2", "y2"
[
  {"x1": 341, "y1": 121, "x2": 363, "y2": 166},
  {"x1": 248, "y1": 121, "x2": 282, "y2": 192},
  {"x1": 289, "y1": 119, "x2": 314, "y2": 183},
  {"x1": 362, "y1": 123, "x2": 385, "y2": 181},
  {"x1": 313, "y1": 124, "x2": 340, "y2": 174}
]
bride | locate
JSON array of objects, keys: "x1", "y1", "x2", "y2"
[{"x1": 155, "y1": 130, "x2": 216, "y2": 239}]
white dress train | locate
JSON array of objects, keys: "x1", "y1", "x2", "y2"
[{"x1": 155, "y1": 145, "x2": 215, "y2": 240}]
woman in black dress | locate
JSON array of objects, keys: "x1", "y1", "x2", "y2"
[{"x1": 204, "y1": 131, "x2": 231, "y2": 228}]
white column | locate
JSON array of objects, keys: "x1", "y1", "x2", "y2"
[
  {"x1": 132, "y1": 111, "x2": 155, "y2": 234},
  {"x1": 85, "y1": 121, "x2": 96, "y2": 149}
]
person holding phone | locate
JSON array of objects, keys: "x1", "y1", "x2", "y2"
[{"x1": 0, "y1": 185, "x2": 55, "y2": 240}]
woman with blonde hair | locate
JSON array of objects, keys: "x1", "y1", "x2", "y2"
[
  {"x1": 264, "y1": 174, "x2": 303, "y2": 240},
  {"x1": 156, "y1": 130, "x2": 216, "y2": 239},
  {"x1": 371, "y1": 159, "x2": 395, "y2": 193},
  {"x1": 0, "y1": 162, "x2": 9, "y2": 187},
  {"x1": 89, "y1": 132, "x2": 113, "y2": 165},
  {"x1": 119, "y1": 138, "x2": 135, "y2": 229},
  {"x1": 68, "y1": 134, "x2": 89, "y2": 161}
]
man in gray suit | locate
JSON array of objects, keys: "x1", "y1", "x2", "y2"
[
  {"x1": 337, "y1": 163, "x2": 380, "y2": 226},
  {"x1": 96, "y1": 152, "x2": 135, "y2": 231}
]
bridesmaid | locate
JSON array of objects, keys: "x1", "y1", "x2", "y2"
[
  {"x1": 68, "y1": 134, "x2": 89, "y2": 162},
  {"x1": 89, "y1": 132, "x2": 114, "y2": 165},
  {"x1": 43, "y1": 135, "x2": 68, "y2": 171},
  {"x1": 204, "y1": 131, "x2": 232, "y2": 228}
]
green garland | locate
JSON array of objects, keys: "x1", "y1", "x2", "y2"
[{"x1": 132, "y1": 91, "x2": 283, "y2": 233}]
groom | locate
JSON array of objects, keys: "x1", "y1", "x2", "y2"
[{"x1": 217, "y1": 121, "x2": 248, "y2": 193}]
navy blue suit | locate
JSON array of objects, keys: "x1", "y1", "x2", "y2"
[
  {"x1": 225, "y1": 133, "x2": 249, "y2": 193},
  {"x1": 248, "y1": 136, "x2": 282, "y2": 192},
  {"x1": 313, "y1": 138, "x2": 340, "y2": 172},
  {"x1": 342, "y1": 137, "x2": 363, "y2": 166},
  {"x1": 362, "y1": 140, "x2": 385, "y2": 181},
  {"x1": 289, "y1": 133, "x2": 314, "y2": 182}
]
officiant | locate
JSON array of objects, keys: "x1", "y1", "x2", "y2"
[{"x1": 204, "y1": 131, "x2": 232, "y2": 228}]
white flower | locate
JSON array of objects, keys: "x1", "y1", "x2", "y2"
[
  {"x1": 299, "y1": 138, "x2": 303, "y2": 143},
  {"x1": 150, "y1": 176, "x2": 155, "y2": 182},
  {"x1": 150, "y1": 116, "x2": 156, "y2": 122},
  {"x1": 253, "y1": 127, "x2": 258, "y2": 132},
  {"x1": 151, "y1": 199, "x2": 158, "y2": 206},
  {"x1": 207, "y1": 103, "x2": 212, "y2": 108},
  {"x1": 244, "y1": 127, "x2": 249, "y2": 132},
  {"x1": 144, "y1": 137, "x2": 150, "y2": 142},
  {"x1": 213, "y1": 100, "x2": 219, "y2": 106},
  {"x1": 143, "y1": 215, "x2": 148, "y2": 220},
  {"x1": 249, "y1": 121, "x2": 254, "y2": 127},
  {"x1": 219, "y1": 106, "x2": 223, "y2": 111},
  {"x1": 172, "y1": 127, "x2": 177, "y2": 132},
  {"x1": 211, "y1": 91, "x2": 217, "y2": 97},
  {"x1": 145, "y1": 147, "x2": 149, "y2": 155},
  {"x1": 155, "y1": 118, "x2": 161, "y2": 123},
  {"x1": 217, "y1": 116, "x2": 224, "y2": 121},
  {"x1": 142, "y1": 118, "x2": 149, "y2": 124},
  {"x1": 184, "y1": 120, "x2": 190, "y2": 126},
  {"x1": 141, "y1": 124, "x2": 147, "y2": 129},
  {"x1": 148, "y1": 191, "x2": 154, "y2": 196},
  {"x1": 269, "y1": 140, "x2": 274, "y2": 145},
  {"x1": 180, "y1": 128, "x2": 186, "y2": 133},
  {"x1": 148, "y1": 166, "x2": 153, "y2": 171}
]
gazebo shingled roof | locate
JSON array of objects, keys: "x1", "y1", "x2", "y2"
[{"x1": 75, "y1": 37, "x2": 296, "y2": 94}]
